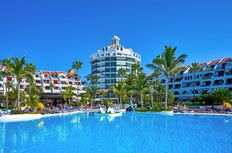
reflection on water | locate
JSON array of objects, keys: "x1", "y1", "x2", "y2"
[
  {"x1": 37, "y1": 120, "x2": 45, "y2": 127},
  {"x1": 0, "y1": 113, "x2": 232, "y2": 153}
]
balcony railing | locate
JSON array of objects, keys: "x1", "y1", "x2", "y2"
[
  {"x1": 213, "y1": 83, "x2": 224, "y2": 86},
  {"x1": 201, "y1": 84, "x2": 211, "y2": 87},
  {"x1": 202, "y1": 76, "x2": 212, "y2": 79},
  {"x1": 214, "y1": 74, "x2": 224, "y2": 77},
  {"x1": 204, "y1": 68, "x2": 214, "y2": 71}
]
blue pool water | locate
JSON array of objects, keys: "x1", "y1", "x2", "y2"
[{"x1": 0, "y1": 112, "x2": 232, "y2": 153}]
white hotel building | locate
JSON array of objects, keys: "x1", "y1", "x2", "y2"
[
  {"x1": 90, "y1": 36, "x2": 141, "y2": 89},
  {"x1": 0, "y1": 68, "x2": 85, "y2": 99},
  {"x1": 158, "y1": 57, "x2": 232, "y2": 101}
]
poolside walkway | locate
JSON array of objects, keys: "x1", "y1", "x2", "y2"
[{"x1": 0, "y1": 110, "x2": 85, "y2": 122}]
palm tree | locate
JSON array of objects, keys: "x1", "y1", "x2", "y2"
[
  {"x1": 118, "y1": 68, "x2": 126, "y2": 80},
  {"x1": 72, "y1": 60, "x2": 83, "y2": 76},
  {"x1": 135, "y1": 73, "x2": 149, "y2": 108},
  {"x1": 132, "y1": 63, "x2": 142, "y2": 76},
  {"x1": 125, "y1": 73, "x2": 137, "y2": 109},
  {"x1": 6, "y1": 57, "x2": 36, "y2": 109},
  {"x1": 146, "y1": 55, "x2": 162, "y2": 82},
  {"x1": 211, "y1": 88, "x2": 232, "y2": 105},
  {"x1": 190, "y1": 62, "x2": 201, "y2": 101},
  {"x1": 0, "y1": 58, "x2": 11, "y2": 110},
  {"x1": 127, "y1": 89, "x2": 136, "y2": 111},
  {"x1": 25, "y1": 82, "x2": 43, "y2": 108},
  {"x1": 72, "y1": 60, "x2": 83, "y2": 102},
  {"x1": 97, "y1": 89, "x2": 108, "y2": 104},
  {"x1": 89, "y1": 74, "x2": 100, "y2": 84},
  {"x1": 49, "y1": 82, "x2": 54, "y2": 93},
  {"x1": 86, "y1": 86, "x2": 99, "y2": 107},
  {"x1": 61, "y1": 86, "x2": 76, "y2": 104},
  {"x1": 80, "y1": 93, "x2": 93, "y2": 106},
  {"x1": 149, "y1": 46, "x2": 187, "y2": 110},
  {"x1": 111, "y1": 80, "x2": 127, "y2": 108}
]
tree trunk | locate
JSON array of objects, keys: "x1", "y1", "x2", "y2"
[
  {"x1": 141, "y1": 92, "x2": 144, "y2": 108},
  {"x1": 165, "y1": 77, "x2": 168, "y2": 110},
  {"x1": 76, "y1": 91, "x2": 79, "y2": 103},
  {"x1": 5, "y1": 80, "x2": 9, "y2": 111},
  {"x1": 5, "y1": 87, "x2": 8, "y2": 110},
  {"x1": 151, "y1": 92, "x2": 154, "y2": 108},
  {"x1": 120, "y1": 97, "x2": 122, "y2": 108},
  {"x1": 130, "y1": 95, "x2": 134, "y2": 111},
  {"x1": 17, "y1": 82, "x2": 20, "y2": 110},
  {"x1": 91, "y1": 100, "x2": 93, "y2": 108}
]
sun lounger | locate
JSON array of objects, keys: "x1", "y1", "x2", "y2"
[
  {"x1": 100, "y1": 108, "x2": 106, "y2": 113},
  {"x1": 0, "y1": 109, "x2": 3, "y2": 116},
  {"x1": 107, "y1": 107, "x2": 115, "y2": 114}
]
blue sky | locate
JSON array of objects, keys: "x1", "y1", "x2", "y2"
[{"x1": 0, "y1": 0, "x2": 232, "y2": 78}]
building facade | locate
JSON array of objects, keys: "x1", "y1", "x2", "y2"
[
  {"x1": 0, "y1": 68, "x2": 85, "y2": 100},
  {"x1": 157, "y1": 58, "x2": 232, "y2": 101},
  {"x1": 90, "y1": 36, "x2": 141, "y2": 89}
]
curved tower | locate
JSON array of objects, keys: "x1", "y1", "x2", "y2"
[{"x1": 90, "y1": 36, "x2": 141, "y2": 89}]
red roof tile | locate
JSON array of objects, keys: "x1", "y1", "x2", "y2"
[
  {"x1": 50, "y1": 72, "x2": 58, "y2": 75},
  {"x1": 198, "y1": 63, "x2": 207, "y2": 67},
  {"x1": 42, "y1": 71, "x2": 50, "y2": 75},
  {"x1": 209, "y1": 59, "x2": 220, "y2": 65},
  {"x1": 219, "y1": 58, "x2": 232, "y2": 63}
]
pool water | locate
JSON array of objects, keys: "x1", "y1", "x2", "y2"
[{"x1": 0, "y1": 112, "x2": 232, "y2": 153}]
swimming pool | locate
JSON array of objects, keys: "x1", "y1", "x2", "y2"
[{"x1": 0, "y1": 112, "x2": 232, "y2": 153}]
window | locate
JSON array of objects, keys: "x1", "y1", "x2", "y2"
[
  {"x1": 44, "y1": 80, "x2": 49, "y2": 83},
  {"x1": 53, "y1": 80, "x2": 58, "y2": 84},
  {"x1": 111, "y1": 57, "x2": 116, "y2": 61}
]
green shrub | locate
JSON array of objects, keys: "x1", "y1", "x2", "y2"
[
  {"x1": 182, "y1": 101, "x2": 194, "y2": 106},
  {"x1": 10, "y1": 110, "x2": 24, "y2": 114},
  {"x1": 20, "y1": 102, "x2": 27, "y2": 107},
  {"x1": 135, "y1": 108, "x2": 150, "y2": 112},
  {"x1": 135, "y1": 104, "x2": 165, "y2": 112},
  {"x1": 153, "y1": 103, "x2": 163, "y2": 112},
  {"x1": 77, "y1": 101, "x2": 85, "y2": 107},
  {"x1": 68, "y1": 101, "x2": 78, "y2": 107}
]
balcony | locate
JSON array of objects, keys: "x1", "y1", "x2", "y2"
[
  {"x1": 226, "y1": 69, "x2": 232, "y2": 75},
  {"x1": 204, "y1": 67, "x2": 214, "y2": 71},
  {"x1": 174, "y1": 91, "x2": 180, "y2": 95},
  {"x1": 201, "y1": 81, "x2": 211, "y2": 87},
  {"x1": 202, "y1": 76, "x2": 212, "y2": 79},
  {"x1": 174, "y1": 84, "x2": 181, "y2": 89},
  {"x1": 174, "y1": 77, "x2": 183, "y2": 82},
  {"x1": 213, "y1": 80, "x2": 224, "y2": 86},
  {"x1": 43, "y1": 80, "x2": 50, "y2": 84},
  {"x1": 226, "y1": 79, "x2": 232, "y2": 85},
  {"x1": 182, "y1": 82, "x2": 192, "y2": 88},
  {"x1": 199, "y1": 90, "x2": 208, "y2": 94}
]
